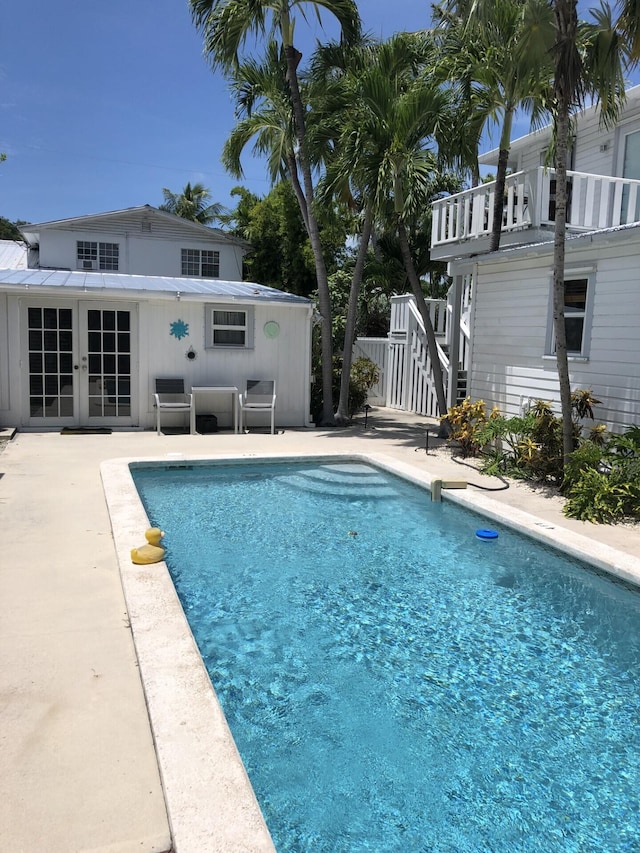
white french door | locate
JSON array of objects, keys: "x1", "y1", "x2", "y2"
[{"x1": 23, "y1": 300, "x2": 137, "y2": 427}]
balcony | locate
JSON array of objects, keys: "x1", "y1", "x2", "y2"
[{"x1": 431, "y1": 167, "x2": 640, "y2": 260}]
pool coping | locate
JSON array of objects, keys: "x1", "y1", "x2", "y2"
[{"x1": 101, "y1": 450, "x2": 640, "y2": 852}]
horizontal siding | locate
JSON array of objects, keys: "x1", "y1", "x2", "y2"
[
  {"x1": 512, "y1": 91, "x2": 640, "y2": 177},
  {"x1": 468, "y1": 235, "x2": 640, "y2": 431},
  {"x1": 138, "y1": 299, "x2": 310, "y2": 428}
]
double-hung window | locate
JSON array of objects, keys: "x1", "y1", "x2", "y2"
[
  {"x1": 205, "y1": 304, "x2": 254, "y2": 349},
  {"x1": 547, "y1": 273, "x2": 594, "y2": 358},
  {"x1": 181, "y1": 248, "x2": 220, "y2": 278},
  {"x1": 77, "y1": 241, "x2": 119, "y2": 271}
]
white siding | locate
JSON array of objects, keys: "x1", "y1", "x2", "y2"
[
  {"x1": 37, "y1": 229, "x2": 244, "y2": 281},
  {"x1": 468, "y1": 235, "x2": 640, "y2": 432},
  {"x1": 0, "y1": 292, "x2": 311, "y2": 430},
  {"x1": 138, "y1": 299, "x2": 311, "y2": 429}
]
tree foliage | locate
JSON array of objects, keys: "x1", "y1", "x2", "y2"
[
  {"x1": 0, "y1": 217, "x2": 27, "y2": 241},
  {"x1": 159, "y1": 182, "x2": 226, "y2": 225}
]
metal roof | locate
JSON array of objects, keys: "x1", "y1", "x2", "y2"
[
  {"x1": 0, "y1": 267, "x2": 312, "y2": 305},
  {"x1": 0, "y1": 241, "x2": 27, "y2": 269}
]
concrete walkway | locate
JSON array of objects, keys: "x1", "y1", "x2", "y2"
[{"x1": 1, "y1": 409, "x2": 639, "y2": 852}]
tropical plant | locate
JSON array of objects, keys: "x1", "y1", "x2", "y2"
[
  {"x1": 227, "y1": 184, "x2": 317, "y2": 295},
  {"x1": 159, "y1": 182, "x2": 226, "y2": 225},
  {"x1": 549, "y1": 0, "x2": 629, "y2": 467},
  {"x1": 433, "y1": 0, "x2": 554, "y2": 250},
  {"x1": 315, "y1": 32, "x2": 459, "y2": 421},
  {"x1": 445, "y1": 397, "x2": 500, "y2": 457},
  {"x1": 190, "y1": 0, "x2": 361, "y2": 426},
  {"x1": 347, "y1": 357, "x2": 379, "y2": 417}
]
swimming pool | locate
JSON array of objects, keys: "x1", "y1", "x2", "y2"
[{"x1": 131, "y1": 458, "x2": 640, "y2": 852}]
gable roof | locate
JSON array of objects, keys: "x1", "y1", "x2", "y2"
[
  {"x1": 0, "y1": 267, "x2": 312, "y2": 306},
  {"x1": 19, "y1": 205, "x2": 249, "y2": 250}
]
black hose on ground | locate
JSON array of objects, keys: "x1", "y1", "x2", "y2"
[{"x1": 451, "y1": 454, "x2": 510, "y2": 491}]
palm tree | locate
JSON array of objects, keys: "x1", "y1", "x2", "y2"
[
  {"x1": 159, "y1": 182, "x2": 226, "y2": 225},
  {"x1": 190, "y1": 0, "x2": 361, "y2": 426},
  {"x1": 318, "y1": 33, "x2": 457, "y2": 419},
  {"x1": 434, "y1": 0, "x2": 554, "y2": 251},
  {"x1": 550, "y1": 0, "x2": 628, "y2": 466}
]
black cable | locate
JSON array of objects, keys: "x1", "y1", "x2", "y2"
[{"x1": 451, "y1": 454, "x2": 510, "y2": 491}]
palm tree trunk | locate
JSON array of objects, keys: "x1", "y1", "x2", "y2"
[
  {"x1": 286, "y1": 152, "x2": 310, "y2": 233},
  {"x1": 335, "y1": 205, "x2": 373, "y2": 425},
  {"x1": 489, "y1": 108, "x2": 514, "y2": 252},
  {"x1": 283, "y1": 42, "x2": 335, "y2": 426},
  {"x1": 397, "y1": 217, "x2": 448, "y2": 417},
  {"x1": 553, "y1": 0, "x2": 578, "y2": 468}
]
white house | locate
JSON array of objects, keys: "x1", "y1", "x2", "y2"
[
  {"x1": 359, "y1": 86, "x2": 640, "y2": 433},
  {"x1": 0, "y1": 206, "x2": 314, "y2": 432}
]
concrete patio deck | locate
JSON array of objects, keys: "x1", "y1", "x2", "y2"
[{"x1": 1, "y1": 408, "x2": 639, "y2": 852}]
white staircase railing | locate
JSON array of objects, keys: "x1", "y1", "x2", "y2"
[
  {"x1": 385, "y1": 297, "x2": 449, "y2": 419},
  {"x1": 355, "y1": 284, "x2": 472, "y2": 418}
]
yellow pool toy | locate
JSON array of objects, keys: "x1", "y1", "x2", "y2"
[{"x1": 131, "y1": 528, "x2": 165, "y2": 564}]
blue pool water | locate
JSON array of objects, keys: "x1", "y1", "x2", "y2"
[{"x1": 132, "y1": 460, "x2": 640, "y2": 852}]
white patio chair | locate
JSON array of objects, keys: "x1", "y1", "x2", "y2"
[
  {"x1": 238, "y1": 379, "x2": 277, "y2": 434},
  {"x1": 154, "y1": 378, "x2": 194, "y2": 435}
]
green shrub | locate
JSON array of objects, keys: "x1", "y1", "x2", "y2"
[
  {"x1": 348, "y1": 357, "x2": 380, "y2": 417},
  {"x1": 564, "y1": 467, "x2": 640, "y2": 523},
  {"x1": 563, "y1": 427, "x2": 640, "y2": 523},
  {"x1": 444, "y1": 397, "x2": 499, "y2": 457}
]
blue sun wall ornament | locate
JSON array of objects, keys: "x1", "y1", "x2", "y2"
[{"x1": 170, "y1": 319, "x2": 189, "y2": 340}]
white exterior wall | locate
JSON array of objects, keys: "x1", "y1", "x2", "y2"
[
  {"x1": 37, "y1": 229, "x2": 244, "y2": 281},
  {"x1": 0, "y1": 291, "x2": 312, "y2": 430},
  {"x1": 498, "y1": 88, "x2": 640, "y2": 178},
  {"x1": 467, "y1": 235, "x2": 640, "y2": 432},
  {"x1": 137, "y1": 298, "x2": 312, "y2": 429}
]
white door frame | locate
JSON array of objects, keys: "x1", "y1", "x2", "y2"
[{"x1": 20, "y1": 297, "x2": 138, "y2": 428}]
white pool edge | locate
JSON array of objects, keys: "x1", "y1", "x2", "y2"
[{"x1": 101, "y1": 450, "x2": 640, "y2": 852}]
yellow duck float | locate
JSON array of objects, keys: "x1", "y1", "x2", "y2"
[{"x1": 131, "y1": 528, "x2": 166, "y2": 564}]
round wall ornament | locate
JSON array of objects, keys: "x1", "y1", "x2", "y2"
[{"x1": 264, "y1": 320, "x2": 280, "y2": 339}]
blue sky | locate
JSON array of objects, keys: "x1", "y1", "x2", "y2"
[
  {"x1": 2, "y1": 1, "x2": 637, "y2": 225},
  {"x1": 0, "y1": 0, "x2": 434, "y2": 224}
]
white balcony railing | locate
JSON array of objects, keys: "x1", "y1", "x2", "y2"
[{"x1": 431, "y1": 167, "x2": 640, "y2": 251}]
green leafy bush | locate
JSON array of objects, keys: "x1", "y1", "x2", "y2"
[
  {"x1": 447, "y1": 391, "x2": 640, "y2": 524},
  {"x1": 563, "y1": 428, "x2": 640, "y2": 523},
  {"x1": 348, "y1": 357, "x2": 380, "y2": 417}
]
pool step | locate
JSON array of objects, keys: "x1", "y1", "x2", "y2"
[{"x1": 278, "y1": 465, "x2": 398, "y2": 499}]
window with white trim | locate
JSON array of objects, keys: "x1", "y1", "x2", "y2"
[
  {"x1": 181, "y1": 248, "x2": 220, "y2": 278},
  {"x1": 547, "y1": 274, "x2": 594, "y2": 358},
  {"x1": 77, "y1": 241, "x2": 119, "y2": 271},
  {"x1": 205, "y1": 304, "x2": 254, "y2": 348}
]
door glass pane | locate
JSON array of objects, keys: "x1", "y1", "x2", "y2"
[
  {"x1": 28, "y1": 306, "x2": 74, "y2": 419},
  {"x1": 43, "y1": 308, "x2": 58, "y2": 329},
  {"x1": 86, "y1": 308, "x2": 132, "y2": 419}
]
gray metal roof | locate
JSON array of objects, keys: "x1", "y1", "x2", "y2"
[
  {"x1": 0, "y1": 241, "x2": 27, "y2": 269},
  {"x1": 0, "y1": 267, "x2": 312, "y2": 305}
]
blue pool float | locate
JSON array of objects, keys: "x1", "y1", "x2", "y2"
[{"x1": 476, "y1": 528, "x2": 499, "y2": 540}]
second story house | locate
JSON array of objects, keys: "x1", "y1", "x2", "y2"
[
  {"x1": 361, "y1": 86, "x2": 640, "y2": 433},
  {"x1": 19, "y1": 204, "x2": 247, "y2": 280}
]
